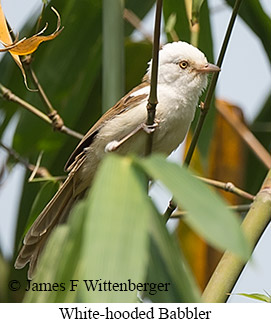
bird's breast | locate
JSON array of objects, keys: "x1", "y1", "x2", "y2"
[{"x1": 152, "y1": 87, "x2": 197, "y2": 154}]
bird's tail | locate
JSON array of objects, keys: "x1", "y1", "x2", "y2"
[{"x1": 14, "y1": 175, "x2": 78, "y2": 279}]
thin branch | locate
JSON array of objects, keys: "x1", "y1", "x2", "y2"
[
  {"x1": 164, "y1": 178, "x2": 253, "y2": 222},
  {"x1": 171, "y1": 204, "x2": 251, "y2": 218},
  {"x1": 28, "y1": 151, "x2": 44, "y2": 182},
  {"x1": 0, "y1": 83, "x2": 51, "y2": 123},
  {"x1": 60, "y1": 125, "x2": 83, "y2": 139},
  {"x1": 216, "y1": 100, "x2": 271, "y2": 169},
  {"x1": 164, "y1": 199, "x2": 177, "y2": 222},
  {"x1": 163, "y1": 0, "x2": 244, "y2": 221},
  {"x1": 123, "y1": 9, "x2": 152, "y2": 42},
  {"x1": 184, "y1": 0, "x2": 243, "y2": 166},
  {"x1": 145, "y1": 0, "x2": 163, "y2": 156},
  {"x1": 0, "y1": 141, "x2": 50, "y2": 178},
  {"x1": 0, "y1": 83, "x2": 83, "y2": 140},
  {"x1": 202, "y1": 168, "x2": 271, "y2": 303},
  {"x1": 28, "y1": 66, "x2": 55, "y2": 114},
  {"x1": 197, "y1": 176, "x2": 255, "y2": 201}
]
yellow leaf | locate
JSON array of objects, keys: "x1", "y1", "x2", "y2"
[
  {"x1": 0, "y1": 1, "x2": 23, "y2": 71},
  {"x1": 0, "y1": 5, "x2": 63, "y2": 90},
  {"x1": 8, "y1": 7, "x2": 63, "y2": 56}
]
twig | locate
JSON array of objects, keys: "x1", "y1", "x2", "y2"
[
  {"x1": 28, "y1": 176, "x2": 66, "y2": 183},
  {"x1": 123, "y1": 8, "x2": 153, "y2": 42},
  {"x1": 163, "y1": 0, "x2": 244, "y2": 221},
  {"x1": 0, "y1": 83, "x2": 83, "y2": 140},
  {"x1": 184, "y1": 0, "x2": 243, "y2": 166},
  {"x1": 0, "y1": 141, "x2": 50, "y2": 178},
  {"x1": 171, "y1": 204, "x2": 251, "y2": 218},
  {"x1": 0, "y1": 83, "x2": 50, "y2": 123},
  {"x1": 202, "y1": 168, "x2": 271, "y2": 302},
  {"x1": 197, "y1": 176, "x2": 255, "y2": 201},
  {"x1": 28, "y1": 66, "x2": 55, "y2": 113},
  {"x1": 164, "y1": 199, "x2": 177, "y2": 222},
  {"x1": 28, "y1": 151, "x2": 44, "y2": 182},
  {"x1": 27, "y1": 63, "x2": 83, "y2": 140},
  {"x1": 216, "y1": 100, "x2": 271, "y2": 169},
  {"x1": 145, "y1": 0, "x2": 163, "y2": 156}
]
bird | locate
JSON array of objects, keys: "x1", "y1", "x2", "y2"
[{"x1": 15, "y1": 41, "x2": 220, "y2": 279}]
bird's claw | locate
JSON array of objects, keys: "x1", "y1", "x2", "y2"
[
  {"x1": 142, "y1": 121, "x2": 159, "y2": 134},
  {"x1": 105, "y1": 140, "x2": 119, "y2": 152}
]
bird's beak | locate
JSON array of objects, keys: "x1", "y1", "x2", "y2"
[{"x1": 196, "y1": 63, "x2": 221, "y2": 74}]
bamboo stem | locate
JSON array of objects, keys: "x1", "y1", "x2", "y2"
[
  {"x1": 102, "y1": 0, "x2": 125, "y2": 112},
  {"x1": 202, "y1": 169, "x2": 271, "y2": 302}
]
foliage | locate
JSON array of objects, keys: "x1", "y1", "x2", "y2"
[{"x1": 236, "y1": 292, "x2": 271, "y2": 303}]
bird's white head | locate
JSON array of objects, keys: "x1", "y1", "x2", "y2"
[{"x1": 147, "y1": 41, "x2": 220, "y2": 97}]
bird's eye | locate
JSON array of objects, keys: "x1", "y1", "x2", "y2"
[{"x1": 179, "y1": 60, "x2": 188, "y2": 69}]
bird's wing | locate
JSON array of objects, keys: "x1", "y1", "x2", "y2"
[{"x1": 65, "y1": 82, "x2": 149, "y2": 171}]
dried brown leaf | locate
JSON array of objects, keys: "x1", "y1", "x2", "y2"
[
  {"x1": 8, "y1": 7, "x2": 63, "y2": 56},
  {"x1": 0, "y1": 5, "x2": 63, "y2": 90}
]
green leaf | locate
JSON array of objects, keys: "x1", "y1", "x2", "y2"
[
  {"x1": 191, "y1": 0, "x2": 205, "y2": 25},
  {"x1": 24, "y1": 201, "x2": 87, "y2": 302},
  {"x1": 23, "y1": 154, "x2": 201, "y2": 302},
  {"x1": 139, "y1": 155, "x2": 250, "y2": 260},
  {"x1": 23, "y1": 225, "x2": 71, "y2": 302},
  {"x1": 237, "y1": 293, "x2": 271, "y2": 303},
  {"x1": 165, "y1": 13, "x2": 177, "y2": 34},
  {"x1": 163, "y1": 0, "x2": 190, "y2": 43},
  {"x1": 146, "y1": 209, "x2": 200, "y2": 302},
  {"x1": 78, "y1": 154, "x2": 151, "y2": 302}
]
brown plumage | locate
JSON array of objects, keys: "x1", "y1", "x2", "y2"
[
  {"x1": 14, "y1": 82, "x2": 149, "y2": 279},
  {"x1": 15, "y1": 41, "x2": 220, "y2": 279}
]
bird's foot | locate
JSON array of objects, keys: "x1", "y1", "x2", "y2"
[
  {"x1": 142, "y1": 120, "x2": 159, "y2": 134},
  {"x1": 105, "y1": 140, "x2": 120, "y2": 153},
  {"x1": 105, "y1": 120, "x2": 159, "y2": 153}
]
